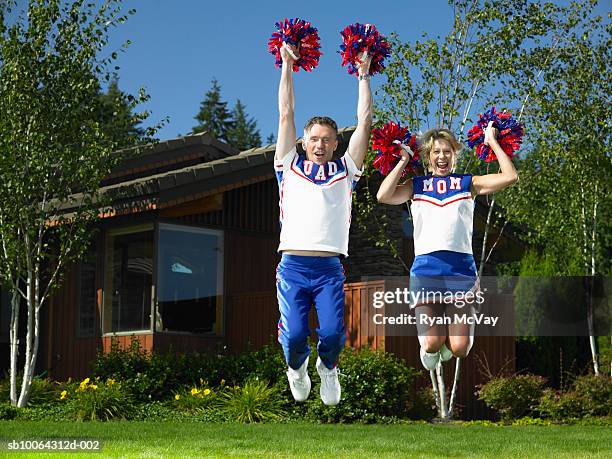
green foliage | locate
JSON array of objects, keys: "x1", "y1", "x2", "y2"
[
  {"x1": 15, "y1": 402, "x2": 73, "y2": 421},
  {"x1": 192, "y1": 78, "x2": 232, "y2": 140},
  {"x1": 226, "y1": 99, "x2": 261, "y2": 151},
  {"x1": 500, "y1": 8, "x2": 611, "y2": 276},
  {"x1": 477, "y1": 374, "x2": 547, "y2": 421},
  {"x1": 96, "y1": 76, "x2": 147, "y2": 149},
  {"x1": 538, "y1": 389, "x2": 583, "y2": 421},
  {"x1": 513, "y1": 251, "x2": 587, "y2": 336},
  {"x1": 0, "y1": 402, "x2": 19, "y2": 420},
  {"x1": 192, "y1": 79, "x2": 262, "y2": 150},
  {"x1": 303, "y1": 347, "x2": 426, "y2": 423},
  {"x1": 218, "y1": 378, "x2": 286, "y2": 423},
  {"x1": 0, "y1": 0, "x2": 162, "y2": 407},
  {"x1": 92, "y1": 338, "x2": 288, "y2": 402},
  {"x1": 0, "y1": 375, "x2": 62, "y2": 406},
  {"x1": 62, "y1": 377, "x2": 135, "y2": 421},
  {"x1": 172, "y1": 381, "x2": 217, "y2": 413}
]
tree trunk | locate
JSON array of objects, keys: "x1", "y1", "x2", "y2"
[
  {"x1": 448, "y1": 357, "x2": 462, "y2": 418},
  {"x1": 436, "y1": 363, "x2": 448, "y2": 419},
  {"x1": 9, "y1": 286, "x2": 20, "y2": 406},
  {"x1": 17, "y1": 270, "x2": 35, "y2": 408},
  {"x1": 581, "y1": 187, "x2": 599, "y2": 375}
]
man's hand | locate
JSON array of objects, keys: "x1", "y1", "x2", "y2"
[
  {"x1": 356, "y1": 50, "x2": 372, "y2": 78},
  {"x1": 483, "y1": 121, "x2": 499, "y2": 147},
  {"x1": 280, "y1": 42, "x2": 300, "y2": 65}
]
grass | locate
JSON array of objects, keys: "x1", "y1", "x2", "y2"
[{"x1": 0, "y1": 421, "x2": 611, "y2": 458}]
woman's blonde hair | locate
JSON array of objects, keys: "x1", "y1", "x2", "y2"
[{"x1": 418, "y1": 127, "x2": 462, "y2": 173}]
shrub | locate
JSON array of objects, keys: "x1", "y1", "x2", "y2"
[
  {"x1": 303, "y1": 347, "x2": 423, "y2": 423},
  {"x1": 539, "y1": 374, "x2": 612, "y2": 420},
  {"x1": 0, "y1": 402, "x2": 19, "y2": 420},
  {"x1": 477, "y1": 374, "x2": 546, "y2": 421},
  {"x1": 538, "y1": 389, "x2": 583, "y2": 420},
  {"x1": 172, "y1": 380, "x2": 217, "y2": 413},
  {"x1": 218, "y1": 378, "x2": 286, "y2": 423},
  {"x1": 0, "y1": 375, "x2": 62, "y2": 406},
  {"x1": 62, "y1": 377, "x2": 135, "y2": 421},
  {"x1": 92, "y1": 338, "x2": 177, "y2": 402},
  {"x1": 92, "y1": 338, "x2": 287, "y2": 401},
  {"x1": 572, "y1": 374, "x2": 612, "y2": 416}
]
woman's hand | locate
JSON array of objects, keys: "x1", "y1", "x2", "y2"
[
  {"x1": 483, "y1": 121, "x2": 499, "y2": 147},
  {"x1": 393, "y1": 140, "x2": 414, "y2": 164}
]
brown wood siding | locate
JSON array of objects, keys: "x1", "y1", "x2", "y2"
[
  {"x1": 224, "y1": 179, "x2": 279, "y2": 234},
  {"x1": 153, "y1": 333, "x2": 222, "y2": 354},
  {"x1": 226, "y1": 291, "x2": 278, "y2": 352},
  {"x1": 344, "y1": 280, "x2": 386, "y2": 350}
]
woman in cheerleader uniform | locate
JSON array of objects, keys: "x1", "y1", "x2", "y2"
[{"x1": 376, "y1": 123, "x2": 518, "y2": 369}]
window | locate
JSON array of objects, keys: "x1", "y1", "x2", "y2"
[
  {"x1": 103, "y1": 226, "x2": 154, "y2": 334},
  {"x1": 156, "y1": 223, "x2": 223, "y2": 334},
  {"x1": 77, "y1": 247, "x2": 97, "y2": 338}
]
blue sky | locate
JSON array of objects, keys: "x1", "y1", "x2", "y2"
[
  {"x1": 101, "y1": 0, "x2": 458, "y2": 142},
  {"x1": 12, "y1": 0, "x2": 607, "y2": 144}
]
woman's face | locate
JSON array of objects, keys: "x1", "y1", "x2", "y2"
[{"x1": 429, "y1": 139, "x2": 455, "y2": 176}]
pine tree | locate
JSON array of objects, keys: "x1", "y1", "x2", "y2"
[
  {"x1": 226, "y1": 99, "x2": 261, "y2": 151},
  {"x1": 192, "y1": 78, "x2": 232, "y2": 141},
  {"x1": 97, "y1": 76, "x2": 145, "y2": 149},
  {"x1": 266, "y1": 133, "x2": 276, "y2": 144}
]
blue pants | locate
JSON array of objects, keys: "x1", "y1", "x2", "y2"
[{"x1": 276, "y1": 254, "x2": 346, "y2": 370}]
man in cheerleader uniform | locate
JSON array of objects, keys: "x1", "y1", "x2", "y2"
[
  {"x1": 377, "y1": 125, "x2": 518, "y2": 370},
  {"x1": 274, "y1": 42, "x2": 372, "y2": 404}
]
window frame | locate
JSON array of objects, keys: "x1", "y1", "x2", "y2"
[
  {"x1": 155, "y1": 222, "x2": 225, "y2": 336},
  {"x1": 102, "y1": 223, "x2": 156, "y2": 336}
]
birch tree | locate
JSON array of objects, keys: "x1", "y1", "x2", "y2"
[
  {"x1": 356, "y1": 0, "x2": 601, "y2": 418},
  {"x1": 0, "y1": 0, "x2": 157, "y2": 407},
  {"x1": 500, "y1": 13, "x2": 611, "y2": 375}
]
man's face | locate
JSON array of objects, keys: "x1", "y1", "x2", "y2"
[{"x1": 302, "y1": 124, "x2": 338, "y2": 165}]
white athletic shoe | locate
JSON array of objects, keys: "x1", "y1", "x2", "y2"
[
  {"x1": 316, "y1": 357, "x2": 341, "y2": 406},
  {"x1": 287, "y1": 357, "x2": 311, "y2": 402},
  {"x1": 439, "y1": 343, "x2": 454, "y2": 362},
  {"x1": 420, "y1": 347, "x2": 441, "y2": 370}
]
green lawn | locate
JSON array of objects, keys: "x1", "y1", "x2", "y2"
[{"x1": 0, "y1": 421, "x2": 610, "y2": 458}]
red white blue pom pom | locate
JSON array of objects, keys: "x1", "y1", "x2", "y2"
[
  {"x1": 268, "y1": 18, "x2": 321, "y2": 72},
  {"x1": 371, "y1": 122, "x2": 420, "y2": 176},
  {"x1": 339, "y1": 23, "x2": 390, "y2": 76},
  {"x1": 467, "y1": 107, "x2": 524, "y2": 162}
]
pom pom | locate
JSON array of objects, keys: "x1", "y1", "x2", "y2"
[
  {"x1": 339, "y1": 23, "x2": 391, "y2": 76},
  {"x1": 467, "y1": 107, "x2": 524, "y2": 162},
  {"x1": 268, "y1": 18, "x2": 321, "y2": 72},
  {"x1": 371, "y1": 122, "x2": 420, "y2": 176}
]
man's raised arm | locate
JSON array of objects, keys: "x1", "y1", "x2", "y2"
[
  {"x1": 275, "y1": 44, "x2": 299, "y2": 161},
  {"x1": 347, "y1": 52, "x2": 373, "y2": 169}
]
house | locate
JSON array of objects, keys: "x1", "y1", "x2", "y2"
[{"x1": 0, "y1": 128, "x2": 524, "y2": 418}]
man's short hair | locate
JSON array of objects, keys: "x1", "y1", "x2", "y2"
[{"x1": 304, "y1": 116, "x2": 338, "y2": 138}]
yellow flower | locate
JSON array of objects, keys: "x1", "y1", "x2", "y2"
[
  {"x1": 203, "y1": 389, "x2": 211, "y2": 396},
  {"x1": 220, "y1": 379, "x2": 225, "y2": 386},
  {"x1": 190, "y1": 388, "x2": 199, "y2": 396},
  {"x1": 78, "y1": 377, "x2": 90, "y2": 391},
  {"x1": 90, "y1": 384, "x2": 98, "y2": 390},
  {"x1": 60, "y1": 390, "x2": 68, "y2": 400},
  {"x1": 106, "y1": 378, "x2": 115, "y2": 386},
  {"x1": 199, "y1": 378, "x2": 204, "y2": 385},
  {"x1": 175, "y1": 394, "x2": 181, "y2": 400}
]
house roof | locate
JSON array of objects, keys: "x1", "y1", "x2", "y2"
[{"x1": 59, "y1": 127, "x2": 356, "y2": 216}]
